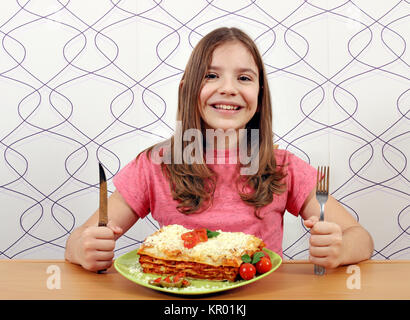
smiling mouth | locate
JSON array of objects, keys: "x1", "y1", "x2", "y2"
[{"x1": 211, "y1": 104, "x2": 242, "y2": 111}]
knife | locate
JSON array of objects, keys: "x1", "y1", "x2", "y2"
[
  {"x1": 98, "y1": 162, "x2": 108, "y2": 227},
  {"x1": 98, "y1": 162, "x2": 108, "y2": 273}
]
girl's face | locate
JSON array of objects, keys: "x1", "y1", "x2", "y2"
[{"x1": 199, "y1": 41, "x2": 260, "y2": 132}]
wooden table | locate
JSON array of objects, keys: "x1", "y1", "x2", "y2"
[{"x1": 1, "y1": 259, "x2": 409, "y2": 300}]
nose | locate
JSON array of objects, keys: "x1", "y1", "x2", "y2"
[{"x1": 218, "y1": 77, "x2": 238, "y2": 95}]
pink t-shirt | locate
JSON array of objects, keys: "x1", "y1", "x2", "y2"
[{"x1": 113, "y1": 149, "x2": 317, "y2": 257}]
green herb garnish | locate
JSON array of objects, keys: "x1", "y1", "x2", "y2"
[
  {"x1": 241, "y1": 254, "x2": 252, "y2": 263},
  {"x1": 206, "y1": 229, "x2": 220, "y2": 238},
  {"x1": 251, "y1": 251, "x2": 265, "y2": 264},
  {"x1": 241, "y1": 251, "x2": 265, "y2": 264}
]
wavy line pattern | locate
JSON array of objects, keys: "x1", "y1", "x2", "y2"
[{"x1": 0, "y1": 0, "x2": 408, "y2": 260}]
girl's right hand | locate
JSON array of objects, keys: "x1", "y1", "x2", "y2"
[
  {"x1": 65, "y1": 190, "x2": 137, "y2": 271},
  {"x1": 76, "y1": 221, "x2": 123, "y2": 272}
]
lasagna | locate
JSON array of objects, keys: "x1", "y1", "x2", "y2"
[{"x1": 137, "y1": 224, "x2": 266, "y2": 282}]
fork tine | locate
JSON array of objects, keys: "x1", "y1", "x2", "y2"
[
  {"x1": 326, "y1": 166, "x2": 329, "y2": 193},
  {"x1": 320, "y1": 166, "x2": 324, "y2": 192},
  {"x1": 317, "y1": 166, "x2": 329, "y2": 193},
  {"x1": 320, "y1": 166, "x2": 325, "y2": 192}
]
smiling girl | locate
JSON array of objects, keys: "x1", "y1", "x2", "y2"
[{"x1": 65, "y1": 27, "x2": 373, "y2": 272}]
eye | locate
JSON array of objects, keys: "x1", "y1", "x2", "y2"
[
  {"x1": 238, "y1": 75, "x2": 252, "y2": 81},
  {"x1": 205, "y1": 72, "x2": 218, "y2": 79}
]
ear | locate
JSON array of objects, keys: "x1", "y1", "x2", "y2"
[{"x1": 179, "y1": 80, "x2": 184, "y2": 89}]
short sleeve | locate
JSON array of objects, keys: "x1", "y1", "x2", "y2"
[
  {"x1": 113, "y1": 153, "x2": 151, "y2": 219},
  {"x1": 284, "y1": 152, "x2": 317, "y2": 216}
]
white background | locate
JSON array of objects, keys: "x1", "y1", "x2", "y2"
[{"x1": 0, "y1": 0, "x2": 409, "y2": 260}]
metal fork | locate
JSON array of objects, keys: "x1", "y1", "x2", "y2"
[{"x1": 314, "y1": 166, "x2": 329, "y2": 275}]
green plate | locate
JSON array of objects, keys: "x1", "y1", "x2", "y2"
[{"x1": 114, "y1": 248, "x2": 282, "y2": 295}]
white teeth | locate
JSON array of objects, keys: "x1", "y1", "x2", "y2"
[{"x1": 213, "y1": 104, "x2": 240, "y2": 110}]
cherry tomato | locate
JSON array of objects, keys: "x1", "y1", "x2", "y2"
[
  {"x1": 182, "y1": 229, "x2": 209, "y2": 248},
  {"x1": 183, "y1": 237, "x2": 197, "y2": 248},
  {"x1": 173, "y1": 272, "x2": 186, "y2": 283},
  {"x1": 181, "y1": 231, "x2": 199, "y2": 248},
  {"x1": 194, "y1": 228, "x2": 208, "y2": 242},
  {"x1": 255, "y1": 257, "x2": 272, "y2": 274},
  {"x1": 239, "y1": 263, "x2": 256, "y2": 280},
  {"x1": 181, "y1": 231, "x2": 197, "y2": 241},
  {"x1": 262, "y1": 251, "x2": 271, "y2": 261}
]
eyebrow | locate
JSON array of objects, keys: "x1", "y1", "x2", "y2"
[{"x1": 208, "y1": 65, "x2": 258, "y2": 77}]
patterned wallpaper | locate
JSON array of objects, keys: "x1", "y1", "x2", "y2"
[{"x1": 0, "y1": 0, "x2": 409, "y2": 260}]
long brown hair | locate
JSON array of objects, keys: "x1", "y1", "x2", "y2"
[{"x1": 146, "y1": 27, "x2": 286, "y2": 218}]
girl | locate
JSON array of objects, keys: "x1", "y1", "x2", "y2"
[{"x1": 65, "y1": 27, "x2": 373, "y2": 272}]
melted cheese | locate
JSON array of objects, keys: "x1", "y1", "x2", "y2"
[{"x1": 138, "y1": 224, "x2": 265, "y2": 267}]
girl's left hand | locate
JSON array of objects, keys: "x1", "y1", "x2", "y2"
[{"x1": 304, "y1": 216, "x2": 343, "y2": 268}]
